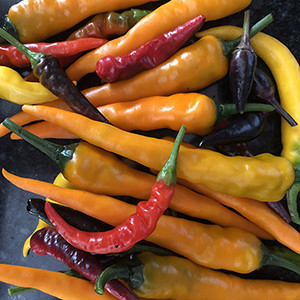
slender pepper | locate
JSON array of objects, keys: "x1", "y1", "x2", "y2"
[
  {"x1": 73, "y1": 14, "x2": 272, "y2": 106},
  {"x1": 44, "y1": 125, "x2": 186, "y2": 254},
  {"x1": 252, "y1": 67, "x2": 297, "y2": 126},
  {"x1": 96, "y1": 15, "x2": 206, "y2": 83},
  {"x1": 199, "y1": 112, "x2": 269, "y2": 147},
  {"x1": 0, "y1": 264, "x2": 116, "y2": 300},
  {"x1": 67, "y1": 9, "x2": 151, "y2": 41},
  {"x1": 19, "y1": 105, "x2": 294, "y2": 202},
  {"x1": 14, "y1": 93, "x2": 274, "y2": 137},
  {"x1": 66, "y1": 0, "x2": 252, "y2": 81},
  {"x1": 95, "y1": 252, "x2": 300, "y2": 300},
  {"x1": 0, "y1": 29, "x2": 109, "y2": 123},
  {"x1": 30, "y1": 227, "x2": 140, "y2": 300},
  {"x1": 0, "y1": 38, "x2": 107, "y2": 68},
  {"x1": 196, "y1": 25, "x2": 300, "y2": 224},
  {"x1": 7, "y1": 0, "x2": 160, "y2": 42},
  {"x1": 229, "y1": 10, "x2": 257, "y2": 113}
]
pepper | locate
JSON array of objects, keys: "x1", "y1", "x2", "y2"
[
  {"x1": 7, "y1": 0, "x2": 161, "y2": 42},
  {"x1": 229, "y1": 10, "x2": 257, "y2": 113},
  {"x1": 95, "y1": 252, "x2": 300, "y2": 300},
  {"x1": 66, "y1": 0, "x2": 252, "y2": 81},
  {"x1": 19, "y1": 105, "x2": 294, "y2": 202},
  {"x1": 214, "y1": 142, "x2": 255, "y2": 157},
  {"x1": 14, "y1": 93, "x2": 274, "y2": 137},
  {"x1": 196, "y1": 25, "x2": 300, "y2": 224},
  {"x1": 96, "y1": 15, "x2": 206, "y2": 83},
  {"x1": 67, "y1": 9, "x2": 151, "y2": 41},
  {"x1": 30, "y1": 227, "x2": 140, "y2": 300},
  {"x1": 0, "y1": 66, "x2": 58, "y2": 104},
  {"x1": 0, "y1": 29, "x2": 109, "y2": 123},
  {"x1": 3, "y1": 169, "x2": 299, "y2": 274},
  {"x1": 199, "y1": 112, "x2": 269, "y2": 147},
  {"x1": 252, "y1": 67, "x2": 297, "y2": 126},
  {"x1": 73, "y1": 15, "x2": 272, "y2": 107},
  {"x1": 0, "y1": 38, "x2": 107, "y2": 68},
  {"x1": 0, "y1": 264, "x2": 116, "y2": 300},
  {"x1": 44, "y1": 125, "x2": 185, "y2": 254}
]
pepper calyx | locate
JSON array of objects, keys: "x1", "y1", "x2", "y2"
[{"x1": 94, "y1": 255, "x2": 144, "y2": 294}]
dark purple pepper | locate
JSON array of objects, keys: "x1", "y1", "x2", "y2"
[
  {"x1": 267, "y1": 201, "x2": 292, "y2": 224},
  {"x1": 27, "y1": 198, "x2": 113, "y2": 232},
  {"x1": 229, "y1": 10, "x2": 257, "y2": 114},
  {"x1": 96, "y1": 15, "x2": 206, "y2": 83},
  {"x1": 252, "y1": 68, "x2": 297, "y2": 126},
  {"x1": 214, "y1": 142, "x2": 255, "y2": 157},
  {"x1": 30, "y1": 227, "x2": 140, "y2": 300},
  {"x1": 0, "y1": 28, "x2": 109, "y2": 123},
  {"x1": 199, "y1": 112, "x2": 268, "y2": 147}
]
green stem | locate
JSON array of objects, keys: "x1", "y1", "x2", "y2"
[
  {"x1": 261, "y1": 244, "x2": 300, "y2": 275},
  {"x1": 156, "y1": 124, "x2": 186, "y2": 186},
  {"x1": 215, "y1": 103, "x2": 274, "y2": 123},
  {"x1": 0, "y1": 28, "x2": 43, "y2": 68},
  {"x1": 286, "y1": 181, "x2": 300, "y2": 225},
  {"x1": 240, "y1": 10, "x2": 250, "y2": 45},
  {"x1": 2, "y1": 118, "x2": 77, "y2": 172},
  {"x1": 95, "y1": 256, "x2": 144, "y2": 295},
  {"x1": 222, "y1": 13, "x2": 274, "y2": 56}
]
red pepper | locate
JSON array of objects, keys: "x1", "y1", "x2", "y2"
[
  {"x1": 30, "y1": 227, "x2": 140, "y2": 300},
  {"x1": 45, "y1": 125, "x2": 186, "y2": 254},
  {"x1": 0, "y1": 38, "x2": 107, "y2": 68},
  {"x1": 96, "y1": 15, "x2": 205, "y2": 83}
]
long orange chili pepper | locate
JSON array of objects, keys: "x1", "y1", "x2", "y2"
[
  {"x1": 2, "y1": 169, "x2": 300, "y2": 275},
  {"x1": 65, "y1": 0, "x2": 251, "y2": 81},
  {"x1": 20, "y1": 105, "x2": 294, "y2": 202},
  {"x1": 0, "y1": 264, "x2": 116, "y2": 300},
  {"x1": 180, "y1": 179, "x2": 300, "y2": 255}
]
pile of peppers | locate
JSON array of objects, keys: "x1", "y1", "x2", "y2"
[{"x1": 0, "y1": 0, "x2": 300, "y2": 300}]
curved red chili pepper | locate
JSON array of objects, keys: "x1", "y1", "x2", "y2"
[
  {"x1": 96, "y1": 15, "x2": 205, "y2": 83},
  {"x1": 45, "y1": 125, "x2": 186, "y2": 254}
]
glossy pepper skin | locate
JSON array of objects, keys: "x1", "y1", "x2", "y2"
[
  {"x1": 7, "y1": 0, "x2": 160, "y2": 42},
  {"x1": 66, "y1": 0, "x2": 252, "y2": 81},
  {"x1": 229, "y1": 10, "x2": 257, "y2": 113},
  {"x1": 0, "y1": 38, "x2": 107, "y2": 68},
  {"x1": 67, "y1": 9, "x2": 151, "y2": 41},
  {"x1": 0, "y1": 264, "x2": 116, "y2": 300},
  {"x1": 44, "y1": 125, "x2": 186, "y2": 254},
  {"x1": 96, "y1": 15, "x2": 206, "y2": 83},
  {"x1": 20, "y1": 105, "x2": 295, "y2": 202},
  {"x1": 96, "y1": 252, "x2": 300, "y2": 300},
  {"x1": 30, "y1": 227, "x2": 140, "y2": 300}
]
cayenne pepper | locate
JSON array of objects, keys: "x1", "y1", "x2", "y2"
[{"x1": 44, "y1": 125, "x2": 186, "y2": 254}]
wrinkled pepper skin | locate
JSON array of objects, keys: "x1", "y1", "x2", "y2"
[
  {"x1": 66, "y1": 0, "x2": 252, "y2": 81},
  {"x1": 8, "y1": 0, "x2": 160, "y2": 42},
  {"x1": 23, "y1": 105, "x2": 295, "y2": 202},
  {"x1": 82, "y1": 35, "x2": 228, "y2": 106},
  {"x1": 98, "y1": 93, "x2": 216, "y2": 135},
  {"x1": 134, "y1": 252, "x2": 300, "y2": 300},
  {"x1": 196, "y1": 26, "x2": 300, "y2": 168}
]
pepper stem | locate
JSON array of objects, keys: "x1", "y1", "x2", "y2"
[
  {"x1": 222, "y1": 13, "x2": 274, "y2": 56},
  {"x1": 95, "y1": 256, "x2": 144, "y2": 295},
  {"x1": 156, "y1": 124, "x2": 186, "y2": 186},
  {"x1": 240, "y1": 10, "x2": 250, "y2": 45},
  {"x1": 286, "y1": 169, "x2": 300, "y2": 225},
  {"x1": 0, "y1": 28, "x2": 43, "y2": 68},
  {"x1": 2, "y1": 118, "x2": 77, "y2": 172},
  {"x1": 215, "y1": 103, "x2": 274, "y2": 123},
  {"x1": 261, "y1": 244, "x2": 300, "y2": 275}
]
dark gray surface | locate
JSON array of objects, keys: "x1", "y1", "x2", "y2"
[{"x1": 0, "y1": 0, "x2": 299, "y2": 299}]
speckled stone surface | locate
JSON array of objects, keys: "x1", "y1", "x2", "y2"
[{"x1": 0, "y1": 1, "x2": 299, "y2": 299}]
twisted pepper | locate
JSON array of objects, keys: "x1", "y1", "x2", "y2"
[
  {"x1": 19, "y1": 105, "x2": 294, "y2": 202},
  {"x1": 95, "y1": 252, "x2": 300, "y2": 300},
  {"x1": 96, "y1": 15, "x2": 206, "y2": 83},
  {"x1": 67, "y1": 9, "x2": 151, "y2": 41},
  {"x1": 3, "y1": 169, "x2": 297, "y2": 274},
  {"x1": 0, "y1": 264, "x2": 116, "y2": 300},
  {"x1": 66, "y1": 0, "x2": 252, "y2": 81},
  {"x1": 0, "y1": 29, "x2": 109, "y2": 123},
  {"x1": 7, "y1": 0, "x2": 160, "y2": 42}
]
